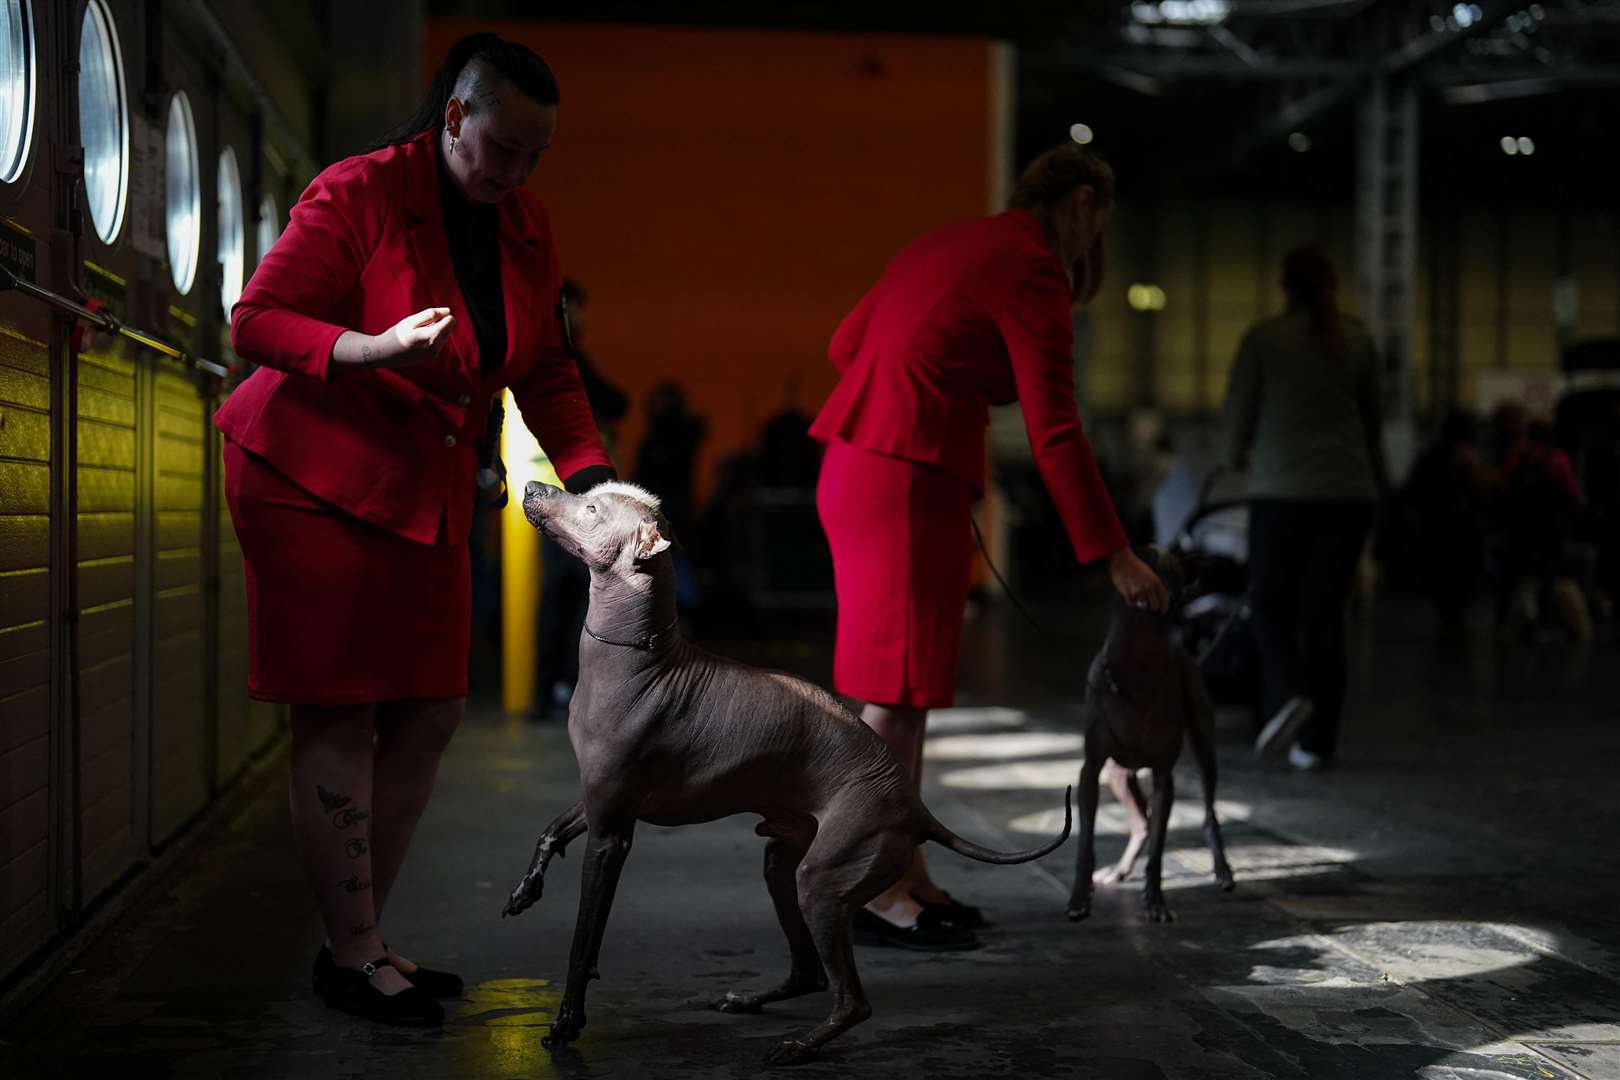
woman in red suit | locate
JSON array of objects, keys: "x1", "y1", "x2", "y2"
[
  {"x1": 812, "y1": 143, "x2": 1168, "y2": 949},
  {"x1": 215, "y1": 34, "x2": 614, "y2": 1023}
]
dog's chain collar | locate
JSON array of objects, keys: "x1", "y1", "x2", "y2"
[{"x1": 582, "y1": 614, "x2": 680, "y2": 651}]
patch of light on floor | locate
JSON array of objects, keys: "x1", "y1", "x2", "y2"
[
  {"x1": 923, "y1": 706, "x2": 1031, "y2": 733},
  {"x1": 925, "y1": 731, "x2": 1084, "y2": 760},
  {"x1": 1005, "y1": 798, "x2": 1256, "y2": 834},
  {"x1": 938, "y1": 758, "x2": 1081, "y2": 791},
  {"x1": 1251, "y1": 924, "x2": 1542, "y2": 982},
  {"x1": 1167, "y1": 843, "x2": 1358, "y2": 886}
]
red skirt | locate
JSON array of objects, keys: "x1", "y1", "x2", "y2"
[
  {"x1": 222, "y1": 439, "x2": 470, "y2": 705},
  {"x1": 816, "y1": 440, "x2": 974, "y2": 709}
]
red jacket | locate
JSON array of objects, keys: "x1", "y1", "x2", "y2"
[
  {"x1": 215, "y1": 130, "x2": 610, "y2": 544},
  {"x1": 810, "y1": 209, "x2": 1128, "y2": 564}
]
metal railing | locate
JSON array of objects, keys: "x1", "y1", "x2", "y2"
[{"x1": 0, "y1": 264, "x2": 229, "y2": 378}]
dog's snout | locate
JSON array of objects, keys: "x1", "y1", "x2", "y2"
[{"x1": 525, "y1": 480, "x2": 550, "y2": 498}]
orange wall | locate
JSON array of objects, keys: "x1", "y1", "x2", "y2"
[{"x1": 425, "y1": 20, "x2": 998, "y2": 500}]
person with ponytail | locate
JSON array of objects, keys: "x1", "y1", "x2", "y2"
[
  {"x1": 1223, "y1": 244, "x2": 1388, "y2": 772},
  {"x1": 810, "y1": 142, "x2": 1168, "y2": 951},
  {"x1": 214, "y1": 33, "x2": 615, "y2": 1024}
]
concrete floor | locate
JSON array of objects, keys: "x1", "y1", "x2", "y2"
[{"x1": 3, "y1": 591, "x2": 1617, "y2": 1079}]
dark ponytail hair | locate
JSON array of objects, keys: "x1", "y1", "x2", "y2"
[
  {"x1": 1008, "y1": 142, "x2": 1115, "y2": 212},
  {"x1": 1281, "y1": 244, "x2": 1347, "y2": 361},
  {"x1": 369, "y1": 33, "x2": 560, "y2": 151}
]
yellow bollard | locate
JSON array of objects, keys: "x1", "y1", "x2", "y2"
[{"x1": 500, "y1": 391, "x2": 562, "y2": 716}]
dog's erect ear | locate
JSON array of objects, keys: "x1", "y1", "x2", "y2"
[{"x1": 634, "y1": 519, "x2": 671, "y2": 561}]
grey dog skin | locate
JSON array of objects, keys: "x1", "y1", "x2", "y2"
[
  {"x1": 1066, "y1": 547, "x2": 1236, "y2": 925},
  {"x1": 503, "y1": 480, "x2": 1071, "y2": 1066}
]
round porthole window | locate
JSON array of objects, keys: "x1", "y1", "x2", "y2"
[
  {"x1": 78, "y1": 0, "x2": 128, "y2": 241},
  {"x1": 1, "y1": 0, "x2": 36, "y2": 184},
  {"x1": 257, "y1": 193, "x2": 278, "y2": 263},
  {"x1": 165, "y1": 91, "x2": 199, "y2": 293},
  {"x1": 217, "y1": 146, "x2": 243, "y2": 315}
]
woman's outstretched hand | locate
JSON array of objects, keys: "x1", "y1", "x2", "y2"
[
  {"x1": 332, "y1": 307, "x2": 455, "y2": 370},
  {"x1": 1106, "y1": 547, "x2": 1170, "y2": 613}
]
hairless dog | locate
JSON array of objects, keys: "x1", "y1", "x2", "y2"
[
  {"x1": 503, "y1": 480, "x2": 1071, "y2": 1066},
  {"x1": 1067, "y1": 547, "x2": 1236, "y2": 925}
]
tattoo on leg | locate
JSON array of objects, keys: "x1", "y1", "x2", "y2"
[
  {"x1": 349, "y1": 923, "x2": 375, "y2": 937},
  {"x1": 337, "y1": 874, "x2": 373, "y2": 893},
  {"x1": 346, "y1": 837, "x2": 369, "y2": 859},
  {"x1": 317, "y1": 785, "x2": 352, "y2": 813},
  {"x1": 331, "y1": 807, "x2": 371, "y2": 830}
]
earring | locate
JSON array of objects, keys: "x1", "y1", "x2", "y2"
[{"x1": 449, "y1": 134, "x2": 458, "y2": 156}]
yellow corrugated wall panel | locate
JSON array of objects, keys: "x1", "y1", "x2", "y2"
[
  {"x1": 75, "y1": 346, "x2": 138, "y2": 903},
  {"x1": 0, "y1": 323, "x2": 53, "y2": 978},
  {"x1": 148, "y1": 368, "x2": 209, "y2": 844}
]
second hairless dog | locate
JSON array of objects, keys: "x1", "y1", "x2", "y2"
[{"x1": 502, "y1": 480, "x2": 1071, "y2": 1066}]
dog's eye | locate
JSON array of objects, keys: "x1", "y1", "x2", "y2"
[{"x1": 586, "y1": 504, "x2": 596, "y2": 514}]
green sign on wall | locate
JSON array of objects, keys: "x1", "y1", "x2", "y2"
[{"x1": 0, "y1": 218, "x2": 37, "y2": 284}]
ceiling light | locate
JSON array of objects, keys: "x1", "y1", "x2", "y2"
[
  {"x1": 1500, "y1": 135, "x2": 1518, "y2": 155},
  {"x1": 1288, "y1": 131, "x2": 1311, "y2": 153},
  {"x1": 1517, "y1": 136, "x2": 1535, "y2": 155},
  {"x1": 1070, "y1": 123, "x2": 1094, "y2": 145}
]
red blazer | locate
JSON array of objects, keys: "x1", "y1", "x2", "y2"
[
  {"x1": 810, "y1": 208, "x2": 1128, "y2": 564},
  {"x1": 215, "y1": 130, "x2": 610, "y2": 544}
]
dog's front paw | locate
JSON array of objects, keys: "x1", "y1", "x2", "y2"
[
  {"x1": 1093, "y1": 864, "x2": 1128, "y2": 885},
  {"x1": 1065, "y1": 894, "x2": 1092, "y2": 922},
  {"x1": 501, "y1": 875, "x2": 544, "y2": 918},
  {"x1": 1142, "y1": 892, "x2": 1175, "y2": 923},
  {"x1": 1214, "y1": 861, "x2": 1236, "y2": 892},
  {"x1": 541, "y1": 1005, "x2": 586, "y2": 1048},
  {"x1": 765, "y1": 1039, "x2": 819, "y2": 1067}
]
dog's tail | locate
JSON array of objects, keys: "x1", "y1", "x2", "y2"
[{"x1": 921, "y1": 786, "x2": 1071, "y2": 865}]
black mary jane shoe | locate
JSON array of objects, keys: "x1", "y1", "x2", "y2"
[
  {"x1": 321, "y1": 956, "x2": 444, "y2": 1026},
  {"x1": 315, "y1": 945, "x2": 464, "y2": 999},
  {"x1": 851, "y1": 908, "x2": 978, "y2": 952},
  {"x1": 395, "y1": 961, "x2": 464, "y2": 998},
  {"x1": 913, "y1": 891, "x2": 990, "y2": 930}
]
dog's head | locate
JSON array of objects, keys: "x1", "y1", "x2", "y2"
[{"x1": 522, "y1": 480, "x2": 672, "y2": 573}]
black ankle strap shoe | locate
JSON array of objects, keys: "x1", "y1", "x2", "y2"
[
  {"x1": 851, "y1": 908, "x2": 978, "y2": 952},
  {"x1": 321, "y1": 956, "x2": 445, "y2": 1026},
  {"x1": 315, "y1": 944, "x2": 465, "y2": 999}
]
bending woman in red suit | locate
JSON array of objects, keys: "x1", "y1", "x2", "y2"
[
  {"x1": 812, "y1": 143, "x2": 1168, "y2": 950},
  {"x1": 215, "y1": 35, "x2": 614, "y2": 1024}
]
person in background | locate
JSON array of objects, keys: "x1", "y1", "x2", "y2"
[
  {"x1": 531, "y1": 279, "x2": 630, "y2": 720},
  {"x1": 1223, "y1": 243, "x2": 1387, "y2": 773},
  {"x1": 1403, "y1": 408, "x2": 1491, "y2": 626},
  {"x1": 634, "y1": 382, "x2": 708, "y2": 611},
  {"x1": 811, "y1": 142, "x2": 1167, "y2": 951},
  {"x1": 1498, "y1": 413, "x2": 1591, "y2": 639},
  {"x1": 215, "y1": 33, "x2": 615, "y2": 1024}
]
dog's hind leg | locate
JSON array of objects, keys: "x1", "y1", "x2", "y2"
[
  {"x1": 716, "y1": 817, "x2": 827, "y2": 1015},
  {"x1": 1141, "y1": 767, "x2": 1175, "y2": 923},
  {"x1": 503, "y1": 800, "x2": 587, "y2": 917},
  {"x1": 1094, "y1": 762, "x2": 1150, "y2": 885},
  {"x1": 1186, "y1": 688, "x2": 1236, "y2": 892},
  {"x1": 1066, "y1": 749, "x2": 1105, "y2": 921},
  {"x1": 762, "y1": 820, "x2": 912, "y2": 1066}
]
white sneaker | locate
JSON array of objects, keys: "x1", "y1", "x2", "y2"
[
  {"x1": 1255, "y1": 696, "x2": 1314, "y2": 757},
  {"x1": 1288, "y1": 744, "x2": 1326, "y2": 771}
]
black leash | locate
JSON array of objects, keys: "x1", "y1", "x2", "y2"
[{"x1": 969, "y1": 512, "x2": 1068, "y2": 640}]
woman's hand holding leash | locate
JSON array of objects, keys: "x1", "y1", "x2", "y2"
[{"x1": 1108, "y1": 547, "x2": 1170, "y2": 613}]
